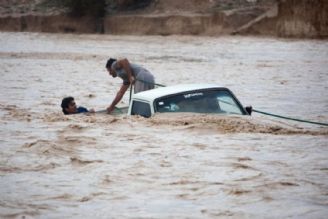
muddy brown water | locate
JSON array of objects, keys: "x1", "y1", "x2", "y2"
[{"x1": 0, "y1": 32, "x2": 327, "y2": 218}]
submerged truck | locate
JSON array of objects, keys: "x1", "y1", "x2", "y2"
[{"x1": 115, "y1": 84, "x2": 251, "y2": 118}]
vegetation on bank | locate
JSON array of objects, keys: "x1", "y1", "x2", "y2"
[
  {"x1": 63, "y1": 0, "x2": 106, "y2": 17},
  {"x1": 38, "y1": 0, "x2": 153, "y2": 17}
]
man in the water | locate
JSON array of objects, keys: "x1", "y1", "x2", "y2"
[{"x1": 61, "y1": 97, "x2": 94, "y2": 115}]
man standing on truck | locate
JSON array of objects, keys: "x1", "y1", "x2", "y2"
[{"x1": 105, "y1": 58, "x2": 155, "y2": 113}]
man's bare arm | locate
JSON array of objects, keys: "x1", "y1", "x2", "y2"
[{"x1": 107, "y1": 84, "x2": 129, "y2": 113}]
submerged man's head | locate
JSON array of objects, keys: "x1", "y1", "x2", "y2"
[{"x1": 61, "y1": 96, "x2": 77, "y2": 115}]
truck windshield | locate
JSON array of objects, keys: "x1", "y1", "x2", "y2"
[{"x1": 155, "y1": 89, "x2": 244, "y2": 115}]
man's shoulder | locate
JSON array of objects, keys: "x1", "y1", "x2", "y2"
[{"x1": 77, "y1": 106, "x2": 88, "y2": 113}]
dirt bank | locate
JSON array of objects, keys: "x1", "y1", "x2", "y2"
[
  {"x1": 104, "y1": 13, "x2": 230, "y2": 36},
  {"x1": 0, "y1": 0, "x2": 327, "y2": 38},
  {"x1": 276, "y1": 0, "x2": 328, "y2": 38},
  {"x1": 237, "y1": 0, "x2": 328, "y2": 38},
  {"x1": 0, "y1": 15, "x2": 101, "y2": 33}
]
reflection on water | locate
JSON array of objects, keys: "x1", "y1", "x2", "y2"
[{"x1": 0, "y1": 32, "x2": 328, "y2": 218}]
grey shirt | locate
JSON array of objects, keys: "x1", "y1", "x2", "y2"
[{"x1": 112, "y1": 61, "x2": 145, "y2": 85}]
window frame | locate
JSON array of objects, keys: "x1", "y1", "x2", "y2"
[{"x1": 153, "y1": 88, "x2": 247, "y2": 115}]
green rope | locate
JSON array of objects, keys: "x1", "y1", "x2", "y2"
[
  {"x1": 253, "y1": 109, "x2": 328, "y2": 127},
  {"x1": 115, "y1": 106, "x2": 123, "y2": 113},
  {"x1": 96, "y1": 107, "x2": 122, "y2": 114}
]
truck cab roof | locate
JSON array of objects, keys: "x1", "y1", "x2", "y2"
[{"x1": 132, "y1": 83, "x2": 227, "y2": 103}]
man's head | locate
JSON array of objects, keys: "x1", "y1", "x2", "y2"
[
  {"x1": 106, "y1": 58, "x2": 117, "y2": 78},
  {"x1": 61, "y1": 97, "x2": 77, "y2": 115}
]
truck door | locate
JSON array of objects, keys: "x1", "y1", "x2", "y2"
[{"x1": 130, "y1": 100, "x2": 152, "y2": 118}]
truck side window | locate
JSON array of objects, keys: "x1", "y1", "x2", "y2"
[{"x1": 131, "y1": 101, "x2": 151, "y2": 118}]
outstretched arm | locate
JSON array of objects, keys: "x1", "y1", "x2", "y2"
[{"x1": 107, "y1": 84, "x2": 129, "y2": 113}]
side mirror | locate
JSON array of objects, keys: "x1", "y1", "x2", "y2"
[{"x1": 245, "y1": 106, "x2": 252, "y2": 115}]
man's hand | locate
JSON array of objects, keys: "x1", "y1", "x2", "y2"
[
  {"x1": 107, "y1": 84, "x2": 129, "y2": 114},
  {"x1": 129, "y1": 76, "x2": 135, "y2": 85},
  {"x1": 107, "y1": 106, "x2": 114, "y2": 114}
]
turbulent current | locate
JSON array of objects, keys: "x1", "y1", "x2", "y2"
[{"x1": 0, "y1": 32, "x2": 327, "y2": 218}]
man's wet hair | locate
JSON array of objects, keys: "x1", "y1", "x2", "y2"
[
  {"x1": 61, "y1": 96, "x2": 74, "y2": 115},
  {"x1": 106, "y1": 58, "x2": 117, "y2": 69}
]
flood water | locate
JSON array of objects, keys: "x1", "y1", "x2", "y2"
[{"x1": 0, "y1": 32, "x2": 328, "y2": 218}]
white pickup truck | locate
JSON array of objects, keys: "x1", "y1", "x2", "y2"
[{"x1": 114, "y1": 84, "x2": 251, "y2": 118}]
